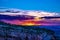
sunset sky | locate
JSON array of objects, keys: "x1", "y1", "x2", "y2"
[{"x1": 0, "y1": 0, "x2": 60, "y2": 26}]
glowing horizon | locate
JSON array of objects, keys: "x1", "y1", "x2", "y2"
[{"x1": 0, "y1": 9, "x2": 60, "y2": 26}]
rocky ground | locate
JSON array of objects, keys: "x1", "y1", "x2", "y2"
[{"x1": 0, "y1": 21, "x2": 59, "y2": 40}]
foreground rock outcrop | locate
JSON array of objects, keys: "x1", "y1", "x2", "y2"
[{"x1": 0, "y1": 21, "x2": 57, "y2": 40}]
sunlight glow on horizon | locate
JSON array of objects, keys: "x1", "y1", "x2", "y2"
[{"x1": 0, "y1": 8, "x2": 60, "y2": 26}]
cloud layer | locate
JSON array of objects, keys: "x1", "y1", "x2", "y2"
[
  {"x1": 0, "y1": 8, "x2": 60, "y2": 26},
  {"x1": 0, "y1": 8, "x2": 59, "y2": 17}
]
